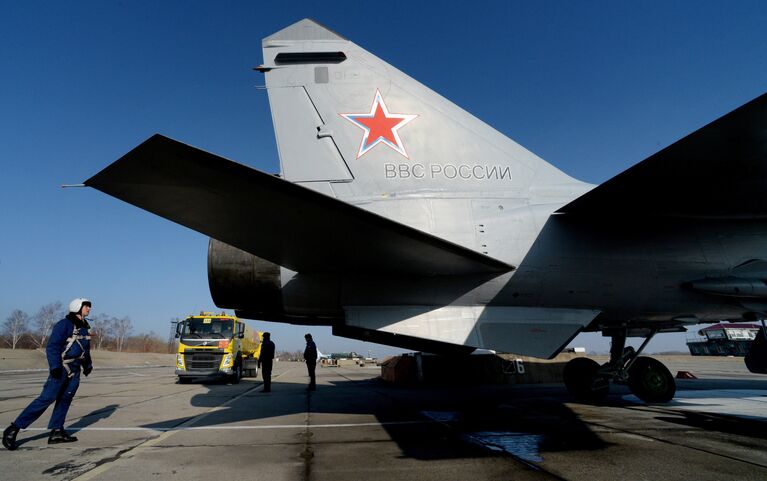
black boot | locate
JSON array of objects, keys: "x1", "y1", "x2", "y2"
[
  {"x1": 2, "y1": 423, "x2": 19, "y2": 450},
  {"x1": 48, "y1": 428, "x2": 78, "y2": 444}
]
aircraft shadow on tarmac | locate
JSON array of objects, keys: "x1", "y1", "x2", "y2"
[
  {"x1": 653, "y1": 410, "x2": 767, "y2": 440},
  {"x1": 138, "y1": 374, "x2": 615, "y2": 461},
  {"x1": 136, "y1": 372, "x2": 767, "y2": 462}
]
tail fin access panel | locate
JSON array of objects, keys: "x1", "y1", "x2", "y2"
[
  {"x1": 266, "y1": 86, "x2": 353, "y2": 183},
  {"x1": 262, "y1": 20, "x2": 353, "y2": 185}
]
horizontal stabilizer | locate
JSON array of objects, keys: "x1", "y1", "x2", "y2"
[
  {"x1": 559, "y1": 92, "x2": 767, "y2": 218},
  {"x1": 85, "y1": 135, "x2": 513, "y2": 276}
]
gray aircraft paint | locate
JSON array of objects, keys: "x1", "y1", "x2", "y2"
[
  {"x1": 87, "y1": 19, "x2": 767, "y2": 360},
  {"x1": 259, "y1": 20, "x2": 599, "y2": 355},
  {"x1": 260, "y1": 19, "x2": 736, "y2": 353}
]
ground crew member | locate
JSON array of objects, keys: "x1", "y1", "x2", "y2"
[
  {"x1": 304, "y1": 333, "x2": 318, "y2": 391},
  {"x1": 259, "y1": 332, "x2": 275, "y2": 392},
  {"x1": 2, "y1": 298, "x2": 94, "y2": 450}
]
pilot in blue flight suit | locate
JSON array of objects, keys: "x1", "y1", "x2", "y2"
[{"x1": 3, "y1": 298, "x2": 94, "y2": 450}]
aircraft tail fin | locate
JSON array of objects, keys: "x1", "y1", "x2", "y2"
[{"x1": 260, "y1": 19, "x2": 580, "y2": 198}]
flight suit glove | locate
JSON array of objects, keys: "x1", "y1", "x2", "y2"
[
  {"x1": 50, "y1": 367, "x2": 63, "y2": 379},
  {"x1": 83, "y1": 365, "x2": 93, "y2": 377}
]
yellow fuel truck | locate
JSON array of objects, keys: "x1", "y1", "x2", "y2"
[{"x1": 175, "y1": 312, "x2": 262, "y2": 383}]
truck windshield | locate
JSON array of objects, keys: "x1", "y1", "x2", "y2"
[{"x1": 180, "y1": 318, "x2": 234, "y2": 340}]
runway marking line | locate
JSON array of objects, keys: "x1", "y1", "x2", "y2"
[
  {"x1": 69, "y1": 369, "x2": 288, "y2": 481},
  {"x1": 21, "y1": 421, "x2": 430, "y2": 432},
  {"x1": 64, "y1": 369, "x2": 426, "y2": 480}
]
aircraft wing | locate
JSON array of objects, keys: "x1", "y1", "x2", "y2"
[
  {"x1": 558, "y1": 92, "x2": 767, "y2": 218},
  {"x1": 85, "y1": 134, "x2": 513, "y2": 276}
]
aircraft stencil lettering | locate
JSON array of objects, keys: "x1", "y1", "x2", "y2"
[
  {"x1": 384, "y1": 163, "x2": 513, "y2": 181},
  {"x1": 86, "y1": 19, "x2": 767, "y2": 404},
  {"x1": 340, "y1": 89, "x2": 417, "y2": 159}
]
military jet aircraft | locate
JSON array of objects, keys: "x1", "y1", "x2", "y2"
[{"x1": 85, "y1": 19, "x2": 767, "y2": 403}]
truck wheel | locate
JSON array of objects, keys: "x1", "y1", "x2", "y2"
[
  {"x1": 178, "y1": 377, "x2": 191, "y2": 384},
  {"x1": 243, "y1": 358, "x2": 259, "y2": 378},
  {"x1": 232, "y1": 360, "x2": 242, "y2": 384}
]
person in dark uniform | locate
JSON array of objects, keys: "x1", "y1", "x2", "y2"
[
  {"x1": 303, "y1": 333, "x2": 318, "y2": 391},
  {"x1": 3, "y1": 298, "x2": 94, "y2": 450},
  {"x1": 258, "y1": 332, "x2": 275, "y2": 392}
]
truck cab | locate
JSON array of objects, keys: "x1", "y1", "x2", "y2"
[{"x1": 175, "y1": 312, "x2": 261, "y2": 383}]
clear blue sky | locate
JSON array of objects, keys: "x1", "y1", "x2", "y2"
[{"x1": 2, "y1": 1, "x2": 766, "y2": 354}]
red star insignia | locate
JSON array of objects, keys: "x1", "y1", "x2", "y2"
[{"x1": 340, "y1": 89, "x2": 417, "y2": 159}]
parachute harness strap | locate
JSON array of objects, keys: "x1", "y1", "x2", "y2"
[{"x1": 61, "y1": 324, "x2": 91, "y2": 378}]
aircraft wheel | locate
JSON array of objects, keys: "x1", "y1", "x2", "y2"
[
  {"x1": 563, "y1": 357, "x2": 609, "y2": 402},
  {"x1": 628, "y1": 357, "x2": 675, "y2": 403}
]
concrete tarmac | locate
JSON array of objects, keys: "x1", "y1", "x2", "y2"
[{"x1": 0, "y1": 359, "x2": 766, "y2": 481}]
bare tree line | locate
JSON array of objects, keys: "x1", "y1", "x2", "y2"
[
  {"x1": 2, "y1": 302, "x2": 167, "y2": 353},
  {"x1": 277, "y1": 350, "x2": 308, "y2": 362},
  {"x1": 3, "y1": 302, "x2": 63, "y2": 350}
]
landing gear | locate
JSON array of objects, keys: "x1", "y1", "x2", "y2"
[
  {"x1": 628, "y1": 357, "x2": 675, "y2": 403},
  {"x1": 563, "y1": 357, "x2": 609, "y2": 402},
  {"x1": 563, "y1": 327, "x2": 676, "y2": 404},
  {"x1": 745, "y1": 318, "x2": 767, "y2": 374}
]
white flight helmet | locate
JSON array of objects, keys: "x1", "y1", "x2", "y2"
[{"x1": 69, "y1": 298, "x2": 92, "y2": 314}]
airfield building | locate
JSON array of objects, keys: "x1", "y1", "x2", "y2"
[{"x1": 686, "y1": 323, "x2": 761, "y2": 356}]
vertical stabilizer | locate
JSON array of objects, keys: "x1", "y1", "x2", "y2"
[{"x1": 261, "y1": 19, "x2": 582, "y2": 200}]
